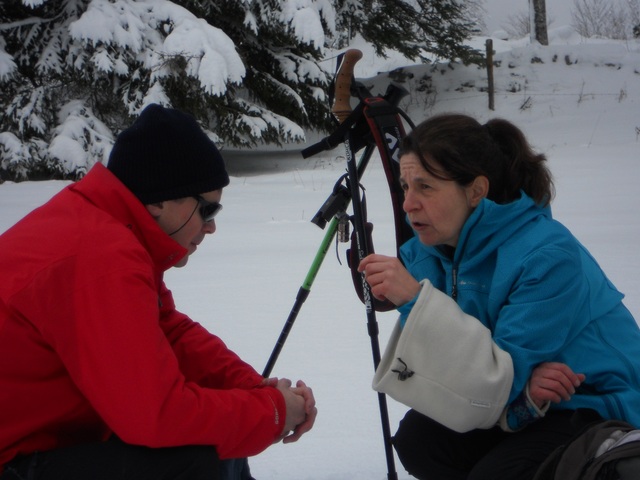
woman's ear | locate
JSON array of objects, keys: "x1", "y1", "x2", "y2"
[
  {"x1": 468, "y1": 176, "x2": 489, "y2": 207},
  {"x1": 145, "y1": 202, "x2": 164, "y2": 219}
]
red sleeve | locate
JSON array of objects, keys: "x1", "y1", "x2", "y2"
[
  {"x1": 157, "y1": 281, "x2": 264, "y2": 390},
  {"x1": 15, "y1": 250, "x2": 285, "y2": 459}
]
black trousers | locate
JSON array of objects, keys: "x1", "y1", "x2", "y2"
[
  {"x1": 1, "y1": 436, "x2": 220, "y2": 480},
  {"x1": 393, "y1": 409, "x2": 586, "y2": 480}
]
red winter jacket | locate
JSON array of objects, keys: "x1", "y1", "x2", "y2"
[{"x1": 0, "y1": 164, "x2": 285, "y2": 472}]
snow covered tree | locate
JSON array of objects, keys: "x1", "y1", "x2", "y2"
[
  {"x1": 0, "y1": 0, "x2": 484, "y2": 181},
  {"x1": 177, "y1": 0, "x2": 334, "y2": 147},
  {"x1": 0, "y1": 0, "x2": 335, "y2": 180},
  {"x1": 334, "y1": 0, "x2": 483, "y2": 63}
]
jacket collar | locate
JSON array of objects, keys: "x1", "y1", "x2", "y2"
[
  {"x1": 69, "y1": 163, "x2": 187, "y2": 272},
  {"x1": 402, "y1": 192, "x2": 552, "y2": 267},
  {"x1": 453, "y1": 192, "x2": 551, "y2": 263}
]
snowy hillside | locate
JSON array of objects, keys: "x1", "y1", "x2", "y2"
[{"x1": 1, "y1": 27, "x2": 639, "y2": 479}]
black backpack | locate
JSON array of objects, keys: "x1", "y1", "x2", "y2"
[{"x1": 534, "y1": 416, "x2": 640, "y2": 480}]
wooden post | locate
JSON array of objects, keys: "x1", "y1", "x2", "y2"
[{"x1": 486, "y1": 39, "x2": 495, "y2": 111}]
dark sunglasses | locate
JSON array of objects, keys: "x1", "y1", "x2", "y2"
[{"x1": 194, "y1": 195, "x2": 223, "y2": 222}]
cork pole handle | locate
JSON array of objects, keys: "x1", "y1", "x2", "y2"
[{"x1": 331, "y1": 49, "x2": 363, "y2": 124}]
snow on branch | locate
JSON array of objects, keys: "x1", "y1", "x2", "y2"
[
  {"x1": 0, "y1": 38, "x2": 16, "y2": 80},
  {"x1": 161, "y1": 16, "x2": 245, "y2": 96},
  {"x1": 233, "y1": 98, "x2": 305, "y2": 145},
  {"x1": 69, "y1": 0, "x2": 148, "y2": 52},
  {"x1": 48, "y1": 100, "x2": 114, "y2": 175},
  {"x1": 69, "y1": 0, "x2": 245, "y2": 96},
  {"x1": 280, "y1": 0, "x2": 328, "y2": 50}
]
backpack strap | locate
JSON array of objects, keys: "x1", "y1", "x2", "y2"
[
  {"x1": 362, "y1": 95, "x2": 414, "y2": 254},
  {"x1": 341, "y1": 87, "x2": 415, "y2": 312}
]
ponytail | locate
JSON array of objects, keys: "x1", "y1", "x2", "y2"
[{"x1": 484, "y1": 118, "x2": 554, "y2": 206}]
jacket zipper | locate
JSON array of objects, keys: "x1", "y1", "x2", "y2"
[{"x1": 451, "y1": 265, "x2": 458, "y2": 301}]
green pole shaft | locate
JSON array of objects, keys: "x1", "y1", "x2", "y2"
[
  {"x1": 262, "y1": 218, "x2": 339, "y2": 377},
  {"x1": 302, "y1": 217, "x2": 338, "y2": 290}
]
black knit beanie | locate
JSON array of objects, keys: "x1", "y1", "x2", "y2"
[{"x1": 107, "y1": 104, "x2": 229, "y2": 204}]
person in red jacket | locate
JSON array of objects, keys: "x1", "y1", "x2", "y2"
[{"x1": 0, "y1": 104, "x2": 317, "y2": 480}]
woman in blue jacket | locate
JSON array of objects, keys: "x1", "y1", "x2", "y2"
[{"x1": 358, "y1": 114, "x2": 640, "y2": 479}]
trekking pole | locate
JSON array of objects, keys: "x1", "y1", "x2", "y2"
[
  {"x1": 261, "y1": 217, "x2": 341, "y2": 378},
  {"x1": 263, "y1": 48, "x2": 401, "y2": 479},
  {"x1": 262, "y1": 144, "x2": 376, "y2": 378},
  {"x1": 332, "y1": 49, "x2": 398, "y2": 480}
]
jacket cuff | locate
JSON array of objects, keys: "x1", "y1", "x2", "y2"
[
  {"x1": 499, "y1": 383, "x2": 550, "y2": 432},
  {"x1": 373, "y1": 279, "x2": 513, "y2": 432},
  {"x1": 264, "y1": 386, "x2": 286, "y2": 440}
]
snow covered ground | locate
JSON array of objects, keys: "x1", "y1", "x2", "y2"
[{"x1": 1, "y1": 27, "x2": 639, "y2": 479}]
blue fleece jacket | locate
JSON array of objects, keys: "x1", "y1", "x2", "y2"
[{"x1": 398, "y1": 193, "x2": 640, "y2": 426}]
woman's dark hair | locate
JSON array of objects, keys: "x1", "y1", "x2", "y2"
[{"x1": 400, "y1": 114, "x2": 554, "y2": 206}]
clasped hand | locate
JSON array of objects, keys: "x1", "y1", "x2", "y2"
[{"x1": 263, "y1": 377, "x2": 317, "y2": 444}]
